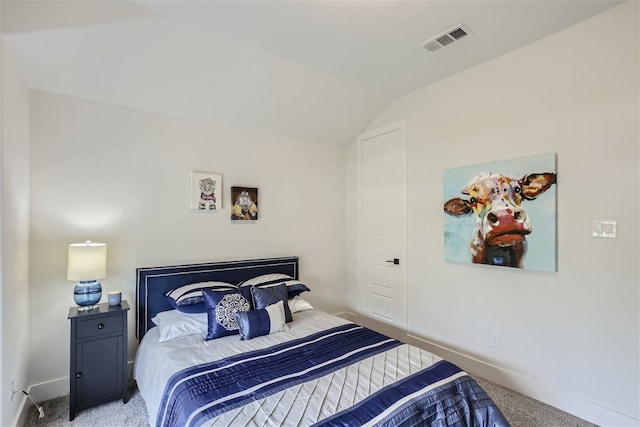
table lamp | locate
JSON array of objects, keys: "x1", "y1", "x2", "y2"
[{"x1": 67, "y1": 241, "x2": 107, "y2": 311}]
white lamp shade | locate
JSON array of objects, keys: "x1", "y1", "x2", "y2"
[{"x1": 67, "y1": 242, "x2": 107, "y2": 281}]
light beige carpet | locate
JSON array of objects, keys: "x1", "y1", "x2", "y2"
[
  {"x1": 24, "y1": 378, "x2": 598, "y2": 427},
  {"x1": 474, "y1": 377, "x2": 598, "y2": 427}
]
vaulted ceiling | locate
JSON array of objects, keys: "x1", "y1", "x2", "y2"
[{"x1": 1, "y1": 1, "x2": 623, "y2": 146}]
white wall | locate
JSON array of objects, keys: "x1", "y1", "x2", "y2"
[
  {"x1": 349, "y1": 2, "x2": 639, "y2": 425},
  {"x1": 1, "y1": 39, "x2": 31, "y2": 425},
  {"x1": 27, "y1": 91, "x2": 347, "y2": 397}
]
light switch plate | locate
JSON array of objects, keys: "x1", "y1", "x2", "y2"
[{"x1": 592, "y1": 220, "x2": 617, "y2": 238}]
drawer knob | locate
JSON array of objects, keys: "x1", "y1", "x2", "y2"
[
  {"x1": 98, "y1": 323, "x2": 105, "y2": 330},
  {"x1": 76, "y1": 372, "x2": 82, "y2": 379}
]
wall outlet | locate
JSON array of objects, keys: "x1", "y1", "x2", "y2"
[{"x1": 490, "y1": 332, "x2": 501, "y2": 349}]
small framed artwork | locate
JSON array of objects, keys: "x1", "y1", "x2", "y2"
[
  {"x1": 191, "y1": 172, "x2": 222, "y2": 211},
  {"x1": 231, "y1": 186, "x2": 258, "y2": 220}
]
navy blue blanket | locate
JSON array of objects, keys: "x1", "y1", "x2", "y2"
[
  {"x1": 156, "y1": 324, "x2": 509, "y2": 427},
  {"x1": 315, "y1": 362, "x2": 508, "y2": 427}
]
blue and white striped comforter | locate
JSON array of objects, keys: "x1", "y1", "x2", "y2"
[{"x1": 135, "y1": 310, "x2": 509, "y2": 427}]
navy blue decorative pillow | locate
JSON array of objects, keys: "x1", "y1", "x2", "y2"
[
  {"x1": 165, "y1": 281, "x2": 237, "y2": 313},
  {"x1": 202, "y1": 288, "x2": 251, "y2": 340},
  {"x1": 235, "y1": 300, "x2": 288, "y2": 340},
  {"x1": 238, "y1": 274, "x2": 310, "y2": 299},
  {"x1": 238, "y1": 286, "x2": 255, "y2": 310},
  {"x1": 250, "y1": 283, "x2": 293, "y2": 322}
]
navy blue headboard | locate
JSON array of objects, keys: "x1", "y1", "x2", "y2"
[{"x1": 136, "y1": 256, "x2": 299, "y2": 341}]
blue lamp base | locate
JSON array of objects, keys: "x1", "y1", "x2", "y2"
[{"x1": 74, "y1": 280, "x2": 102, "y2": 311}]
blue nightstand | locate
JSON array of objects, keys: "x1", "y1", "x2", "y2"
[{"x1": 68, "y1": 301, "x2": 129, "y2": 420}]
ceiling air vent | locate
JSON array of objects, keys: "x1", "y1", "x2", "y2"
[{"x1": 420, "y1": 24, "x2": 471, "y2": 52}]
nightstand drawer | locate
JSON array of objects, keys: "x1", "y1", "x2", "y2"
[{"x1": 76, "y1": 315, "x2": 122, "y2": 339}]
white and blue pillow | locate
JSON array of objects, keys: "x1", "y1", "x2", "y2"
[
  {"x1": 251, "y1": 283, "x2": 292, "y2": 322},
  {"x1": 235, "y1": 300, "x2": 288, "y2": 340},
  {"x1": 238, "y1": 273, "x2": 310, "y2": 304},
  {"x1": 165, "y1": 281, "x2": 237, "y2": 313},
  {"x1": 202, "y1": 288, "x2": 251, "y2": 340}
]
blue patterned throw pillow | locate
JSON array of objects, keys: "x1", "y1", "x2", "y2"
[
  {"x1": 202, "y1": 288, "x2": 250, "y2": 340},
  {"x1": 235, "y1": 300, "x2": 288, "y2": 340},
  {"x1": 250, "y1": 283, "x2": 292, "y2": 322}
]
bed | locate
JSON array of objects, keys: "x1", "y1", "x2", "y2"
[{"x1": 133, "y1": 256, "x2": 510, "y2": 427}]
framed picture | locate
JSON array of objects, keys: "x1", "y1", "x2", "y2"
[
  {"x1": 443, "y1": 153, "x2": 557, "y2": 272},
  {"x1": 231, "y1": 186, "x2": 258, "y2": 220},
  {"x1": 191, "y1": 172, "x2": 222, "y2": 211}
]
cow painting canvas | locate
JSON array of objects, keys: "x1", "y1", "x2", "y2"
[{"x1": 443, "y1": 153, "x2": 557, "y2": 272}]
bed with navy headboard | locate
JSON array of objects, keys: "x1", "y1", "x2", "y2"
[
  {"x1": 135, "y1": 256, "x2": 298, "y2": 341},
  {"x1": 133, "y1": 256, "x2": 510, "y2": 427}
]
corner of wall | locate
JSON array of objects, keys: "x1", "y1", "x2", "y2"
[{"x1": 1, "y1": 30, "x2": 32, "y2": 427}]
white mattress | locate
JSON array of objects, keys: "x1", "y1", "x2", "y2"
[{"x1": 134, "y1": 309, "x2": 443, "y2": 426}]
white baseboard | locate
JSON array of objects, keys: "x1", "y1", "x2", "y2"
[
  {"x1": 331, "y1": 310, "x2": 358, "y2": 323},
  {"x1": 11, "y1": 362, "x2": 136, "y2": 427},
  {"x1": 405, "y1": 333, "x2": 639, "y2": 427},
  {"x1": 10, "y1": 377, "x2": 67, "y2": 427},
  {"x1": 11, "y1": 394, "x2": 29, "y2": 427}
]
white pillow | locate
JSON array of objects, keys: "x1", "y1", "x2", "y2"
[
  {"x1": 151, "y1": 310, "x2": 208, "y2": 343},
  {"x1": 289, "y1": 296, "x2": 313, "y2": 313}
]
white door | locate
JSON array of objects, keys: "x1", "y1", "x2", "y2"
[{"x1": 356, "y1": 120, "x2": 407, "y2": 334}]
